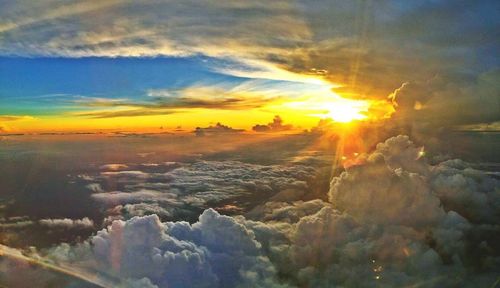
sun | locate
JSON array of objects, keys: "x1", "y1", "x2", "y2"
[{"x1": 324, "y1": 100, "x2": 368, "y2": 123}]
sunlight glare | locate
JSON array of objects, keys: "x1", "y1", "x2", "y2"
[
  {"x1": 324, "y1": 100, "x2": 369, "y2": 123},
  {"x1": 281, "y1": 85, "x2": 371, "y2": 123}
]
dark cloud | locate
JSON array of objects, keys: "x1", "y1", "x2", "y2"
[
  {"x1": 389, "y1": 70, "x2": 500, "y2": 129},
  {"x1": 194, "y1": 123, "x2": 244, "y2": 136},
  {"x1": 252, "y1": 115, "x2": 293, "y2": 132}
]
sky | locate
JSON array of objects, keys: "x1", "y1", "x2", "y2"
[
  {"x1": 0, "y1": 56, "x2": 373, "y2": 132},
  {"x1": 0, "y1": 0, "x2": 498, "y2": 133},
  {"x1": 0, "y1": 1, "x2": 499, "y2": 288}
]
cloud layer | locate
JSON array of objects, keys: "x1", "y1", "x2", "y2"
[
  {"x1": 22, "y1": 135, "x2": 498, "y2": 287},
  {"x1": 81, "y1": 160, "x2": 317, "y2": 222}
]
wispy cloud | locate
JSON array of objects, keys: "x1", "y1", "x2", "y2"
[
  {"x1": 1, "y1": 1, "x2": 496, "y2": 94},
  {"x1": 0, "y1": 115, "x2": 36, "y2": 131},
  {"x1": 70, "y1": 84, "x2": 289, "y2": 118},
  {"x1": 73, "y1": 108, "x2": 178, "y2": 119},
  {"x1": 0, "y1": 115, "x2": 35, "y2": 121},
  {"x1": 0, "y1": 0, "x2": 122, "y2": 34}
]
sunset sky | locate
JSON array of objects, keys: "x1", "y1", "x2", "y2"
[
  {"x1": 1, "y1": 0, "x2": 497, "y2": 133},
  {"x1": 0, "y1": 2, "x2": 499, "y2": 288},
  {"x1": 0, "y1": 56, "x2": 380, "y2": 132}
]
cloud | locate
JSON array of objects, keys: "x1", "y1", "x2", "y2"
[
  {"x1": 0, "y1": 115, "x2": 35, "y2": 133},
  {"x1": 70, "y1": 85, "x2": 286, "y2": 119},
  {"x1": 100, "y1": 163, "x2": 129, "y2": 171},
  {"x1": 71, "y1": 96, "x2": 128, "y2": 107},
  {"x1": 79, "y1": 160, "x2": 318, "y2": 223},
  {"x1": 0, "y1": 243, "x2": 120, "y2": 288},
  {"x1": 91, "y1": 190, "x2": 177, "y2": 207},
  {"x1": 194, "y1": 123, "x2": 244, "y2": 136},
  {"x1": 0, "y1": 115, "x2": 35, "y2": 121},
  {"x1": 0, "y1": 1, "x2": 310, "y2": 60},
  {"x1": 122, "y1": 203, "x2": 173, "y2": 219},
  {"x1": 2, "y1": 1, "x2": 497, "y2": 101},
  {"x1": 252, "y1": 115, "x2": 293, "y2": 133},
  {"x1": 0, "y1": 115, "x2": 35, "y2": 132},
  {"x1": 453, "y1": 121, "x2": 500, "y2": 132},
  {"x1": 329, "y1": 136, "x2": 442, "y2": 227},
  {"x1": 431, "y1": 159, "x2": 500, "y2": 223},
  {"x1": 73, "y1": 108, "x2": 178, "y2": 119},
  {"x1": 47, "y1": 210, "x2": 285, "y2": 288},
  {"x1": 146, "y1": 85, "x2": 286, "y2": 110},
  {"x1": 389, "y1": 70, "x2": 500, "y2": 128},
  {"x1": 246, "y1": 199, "x2": 326, "y2": 223},
  {"x1": 39, "y1": 217, "x2": 94, "y2": 229},
  {"x1": 0, "y1": 216, "x2": 34, "y2": 229},
  {"x1": 2, "y1": 135, "x2": 499, "y2": 287},
  {"x1": 272, "y1": 135, "x2": 499, "y2": 287}
]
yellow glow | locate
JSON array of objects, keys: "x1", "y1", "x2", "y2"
[{"x1": 279, "y1": 86, "x2": 371, "y2": 124}]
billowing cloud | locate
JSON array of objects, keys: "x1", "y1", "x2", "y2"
[
  {"x1": 329, "y1": 136, "x2": 441, "y2": 227},
  {"x1": 389, "y1": 70, "x2": 500, "y2": 129},
  {"x1": 45, "y1": 210, "x2": 286, "y2": 288}
]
